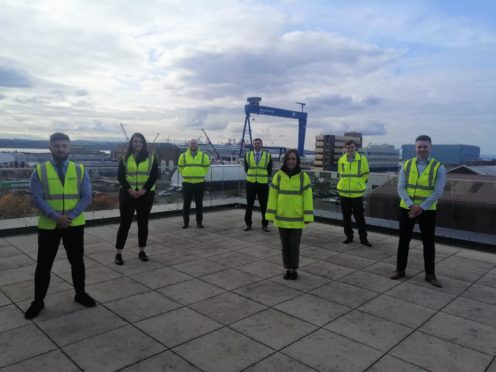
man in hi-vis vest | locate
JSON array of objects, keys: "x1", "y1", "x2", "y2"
[
  {"x1": 178, "y1": 138, "x2": 210, "y2": 228},
  {"x1": 25, "y1": 133, "x2": 95, "y2": 319},
  {"x1": 391, "y1": 135, "x2": 446, "y2": 288},
  {"x1": 244, "y1": 138, "x2": 272, "y2": 232}
]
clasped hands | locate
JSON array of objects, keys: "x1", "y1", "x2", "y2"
[
  {"x1": 128, "y1": 188, "x2": 146, "y2": 199},
  {"x1": 408, "y1": 205, "x2": 424, "y2": 219}
]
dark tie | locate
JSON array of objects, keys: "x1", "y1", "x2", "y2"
[
  {"x1": 57, "y1": 163, "x2": 65, "y2": 185},
  {"x1": 255, "y1": 152, "x2": 260, "y2": 163}
]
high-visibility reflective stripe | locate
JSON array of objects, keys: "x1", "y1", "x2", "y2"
[
  {"x1": 301, "y1": 184, "x2": 311, "y2": 191},
  {"x1": 337, "y1": 188, "x2": 366, "y2": 194},
  {"x1": 413, "y1": 196, "x2": 428, "y2": 201},
  {"x1": 362, "y1": 172, "x2": 369, "y2": 176},
  {"x1": 270, "y1": 184, "x2": 279, "y2": 190},
  {"x1": 40, "y1": 163, "x2": 49, "y2": 198},
  {"x1": 429, "y1": 160, "x2": 440, "y2": 187},
  {"x1": 345, "y1": 175, "x2": 362, "y2": 178},
  {"x1": 275, "y1": 215, "x2": 304, "y2": 222},
  {"x1": 304, "y1": 210, "x2": 313, "y2": 215},
  {"x1": 278, "y1": 190, "x2": 303, "y2": 195},
  {"x1": 406, "y1": 184, "x2": 435, "y2": 191},
  {"x1": 404, "y1": 159, "x2": 412, "y2": 176},
  {"x1": 46, "y1": 194, "x2": 79, "y2": 200},
  {"x1": 75, "y1": 164, "x2": 82, "y2": 194},
  {"x1": 180, "y1": 164, "x2": 209, "y2": 168},
  {"x1": 266, "y1": 209, "x2": 276, "y2": 214},
  {"x1": 183, "y1": 176, "x2": 205, "y2": 179}
]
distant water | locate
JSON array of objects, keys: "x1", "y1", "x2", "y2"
[{"x1": 0, "y1": 148, "x2": 111, "y2": 154}]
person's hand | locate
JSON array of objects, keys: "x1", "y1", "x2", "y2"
[
  {"x1": 135, "y1": 189, "x2": 147, "y2": 198},
  {"x1": 128, "y1": 188, "x2": 139, "y2": 199},
  {"x1": 56, "y1": 215, "x2": 71, "y2": 228},
  {"x1": 408, "y1": 205, "x2": 423, "y2": 219}
]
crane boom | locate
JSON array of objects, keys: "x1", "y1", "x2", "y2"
[
  {"x1": 201, "y1": 129, "x2": 224, "y2": 164},
  {"x1": 120, "y1": 123, "x2": 129, "y2": 141}
]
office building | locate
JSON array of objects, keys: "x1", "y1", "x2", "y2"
[
  {"x1": 401, "y1": 144, "x2": 480, "y2": 165},
  {"x1": 363, "y1": 144, "x2": 400, "y2": 172},
  {"x1": 314, "y1": 132, "x2": 362, "y2": 171}
]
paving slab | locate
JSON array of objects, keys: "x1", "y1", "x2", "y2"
[
  {"x1": 359, "y1": 295, "x2": 437, "y2": 328},
  {"x1": 385, "y1": 281, "x2": 456, "y2": 310},
  {"x1": 310, "y1": 281, "x2": 378, "y2": 308},
  {"x1": 174, "y1": 327, "x2": 272, "y2": 372},
  {"x1": 367, "y1": 355, "x2": 429, "y2": 371},
  {"x1": 390, "y1": 331, "x2": 493, "y2": 372},
  {"x1": 0, "y1": 254, "x2": 36, "y2": 271},
  {"x1": 85, "y1": 277, "x2": 149, "y2": 303},
  {"x1": 301, "y1": 261, "x2": 355, "y2": 280},
  {"x1": 0, "y1": 265, "x2": 36, "y2": 287},
  {"x1": 274, "y1": 293, "x2": 350, "y2": 326},
  {"x1": 201, "y1": 268, "x2": 263, "y2": 290},
  {"x1": 207, "y1": 251, "x2": 258, "y2": 267},
  {"x1": 121, "y1": 350, "x2": 201, "y2": 371},
  {"x1": 231, "y1": 308, "x2": 317, "y2": 350},
  {"x1": 58, "y1": 264, "x2": 122, "y2": 285},
  {"x1": 135, "y1": 307, "x2": 222, "y2": 348},
  {"x1": 281, "y1": 328, "x2": 383, "y2": 372},
  {"x1": 171, "y1": 259, "x2": 228, "y2": 277},
  {"x1": 18, "y1": 290, "x2": 82, "y2": 321},
  {"x1": 408, "y1": 273, "x2": 472, "y2": 295},
  {"x1": 461, "y1": 283, "x2": 496, "y2": 305},
  {"x1": 325, "y1": 253, "x2": 376, "y2": 269},
  {"x1": 190, "y1": 292, "x2": 266, "y2": 324},
  {"x1": 37, "y1": 306, "x2": 126, "y2": 346},
  {"x1": 443, "y1": 296, "x2": 496, "y2": 328},
  {"x1": 0, "y1": 304, "x2": 31, "y2": 333},
  {"x1": 0, "y1": 289, "x2": 11, "y2": 307},
  {"x1": 0, "y1": 350, "x2": 80, "y2": 372},
  {"x1": 238, "y1": 245, "x2": 280, "y2": 259},
  {"x1": 325, "y1": 309, "x2": 413, "y2": 351},
  {"x1": 421, "y1": 311, "x2": 496, "y2": 355},
  {"x1": 269, "y1": 270, "x2": 330, "y2": 292},
  {"x1": 477, "y1": 271, "x2": 496, "y2": 289},
  {"x1": 244, "y1": 352, "x2": 316, "y2": 372},
  {"x1": 338, "y1": 270, "x2": 399, "y2": 293},
  {"x1": 237, "y1": 259, "x2": 282, "y2": 279},
  {"x1": 63, "y1": 325, "x2": 165, "y2": 371},
  {"x1": 1, "y1": 276, "x2": 72, "y2": 303},
  {"x1": 130, "y1": 266, "x2": 192, "y2": 289},
  {"x1": 105, "y1": 290, "x2": 181, "y2": 322},
  {"x1": 234, "y1": 280, "x2": 302, "y2": 306},
  {"x1": 157, "y1": 278, "x2": 225, "y2": 305},
  {"x1": 0, "y1": 324, "x2": 57, "y2": 368}
]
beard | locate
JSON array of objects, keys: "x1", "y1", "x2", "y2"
[{"x1": 51, "y1": 151, "x2": 69, "y2": 162}]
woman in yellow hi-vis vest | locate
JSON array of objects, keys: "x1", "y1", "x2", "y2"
[
  {"x1": 266, "y1": 149, "x2": 314, "y2": 280},
  {"x1": 115, "y1": 133, "x2": 158, "y2": 265}
]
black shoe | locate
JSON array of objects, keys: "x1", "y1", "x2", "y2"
[
  {"x1": 138, "y1": 251, "x2": 149, "y2": 262},
  {"x1": 342, "y1": 237, "x2": 353, "y2": 244},
  {"x1": 291, "y1": 271, "x2": 298, "y2": 280},
  {"x1": 197, "y1": 223, "x2": 204, "y2": 228},
  {"x1": 75, "y1": 293, "x2": 96, "y2": 307},
  {"x1": 425, "y1": 274, "x2": 442, "y2": 288},
  {"x1": 390, "y1": 270, "x2": 405, "y2": 280},
  {"x1": 24, "y1": 301, "x2": 44, "y2": 319},
  {"x1": 283, "y1": 270, "x2": 292, "y2": 280},
  {"x1": 262, "y1": 226, "x2": 270, "y2": 232},
  {"x1": 115, "y1": 253, "x2": 124, "y2": 265},
  {"x1": 182, "y1": 224, "x2": 189, "y2": 229},
  {"x1": 244, "y1": 225, "x2": 252, "y2": 231},
  {"x1": 360, "y1": 239, "x2": 372, "y2": 247}
]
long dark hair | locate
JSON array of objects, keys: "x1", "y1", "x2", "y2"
[
  {"x1": 281, "y1": 148, "x2": 301, "y2": 176},
  {"x1": 125, "y1": 133, "x2": 149, "y2": 162}
]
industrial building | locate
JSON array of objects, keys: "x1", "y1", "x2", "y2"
[{"x1": 401, "y1": 144, "x2": 480, "y2": 165}]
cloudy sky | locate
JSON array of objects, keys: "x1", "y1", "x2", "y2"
[{"x1": 1, "y1": 0, "x2": 495, "y2": 153}]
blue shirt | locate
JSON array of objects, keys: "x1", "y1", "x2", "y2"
[
  {"x1": 30, "y1": 158, "x2": 92, "y2": 221},
  {"x1": 398, "y1": 157, "x2": 446, "y2": 210}
]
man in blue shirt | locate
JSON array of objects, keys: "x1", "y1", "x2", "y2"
[
  {"x1": 25, "y1": 132, "x2": 96, "y2": 319},
  {"x1": 391, "y1": 135, "x2": 446, "y2": 288}
]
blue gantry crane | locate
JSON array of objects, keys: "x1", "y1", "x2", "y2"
[{"x1": 240, "y1": 97, "x2": 308, "y2": 157}]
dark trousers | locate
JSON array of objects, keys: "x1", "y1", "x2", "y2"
[
  {"x1": 116, "y1": 189, "x2": 155, "y2": 249},
  {"x1": 182, "y1": 182, "x2": 204, "y2": 225},
  {"x1": 396, "y1": 208, "x2": 436, "y2": 275},
  {"x1": 245, "y1": 182, "x2": 269, "y2": 227},
  {"x1": 340, "y1": 196, "x2": 367, "y2": 240},
  {"x1": 34, "y1": 226, "x2": 85, "y2": 302},
  {"x1": 278, "y1": 228, "x2": 302, "y2": 270}
]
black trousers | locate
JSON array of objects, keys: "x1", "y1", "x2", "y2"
[
  {"x1": 245, "y1": 182, "x2": 269, "y2": 227},
  {"x1": 182, "y1": 182, "x2": 204, "y2": 225},
  {"x1": 396, "y1": 208, "x2": 437, "y2": 275},
  {"x1": 340, "y1": 196, "x2": 368, "y2": 240},
  {"x1": 116, "y1": 189, "x2": 155, "y2": 250},
  {"x1": 34, "y1": 226, "x2": 85, "y2": 302},
  {"x1": 278, "y1": 228, "x2": 302, "y2": 270}
]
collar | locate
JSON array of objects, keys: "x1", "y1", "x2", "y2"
[
  {"x1": 50, "y1": 157, "x2": 69, "y2": 168},
  {"x1": 416, "y1": 156, "x2": 431, "y2": 164}
]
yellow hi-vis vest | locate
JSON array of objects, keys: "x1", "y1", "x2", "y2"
[
  {"x1": 125, "y1": 154, "x2": 156, "y2": 191},
  {"x1": 266, "y1": 170, "x2": 314, "y2": 228},
  {"x1": 246, "y1": 151, "x2": 270, "y2": 184},
  {"x1": 36, "y1": 161, "x2": 85, "y2": 229},
  {"x1": 337, "y1": 152, "x2": 369, "y2": 198},
  {"x1": 400, "y1": 157, "x2": 441, "y2": 211},
  {"x1": 178, "y1": 149, "x2": 210, "y2": 184}
]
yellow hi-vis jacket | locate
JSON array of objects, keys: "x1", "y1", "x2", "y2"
[
  {"x1": 36, "y1": 161, "x2": 85, "y2": 229},
  {"x1": 337, "y1": 152, "x2": 369, "y2": 198},
  {"x1": 245, "y1": 151, "x2": 270, "y2": 184},
  {"x1": 178, "y1": 149, "x2": 210, "y2": 184},
  {"x1": 400, "y1": 157, "x2": 441, "y2": 211},
  {"x1": 125, "y1": 154, "x2": 156, "y2": 191},
  {"x1": 266, "y1": 170, "x2": 314, "y2": 228}
]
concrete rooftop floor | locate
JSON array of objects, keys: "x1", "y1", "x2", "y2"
[{"x1": 0, "y1": 209, "x2": 496, "y2": 372}]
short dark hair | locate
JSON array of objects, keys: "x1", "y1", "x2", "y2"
[
  {"x1": 415, "y1": 135, "x2": 432, "y2": 143},
  {"x1": 50, "y1": 132, "x2": 70, "y2": 143},
  {"x1": 344, "y1": 140, "x2": 356, "y2": 146},
  {"x1": 253, "y1": 138, "x2": 263, "y2": 143}
]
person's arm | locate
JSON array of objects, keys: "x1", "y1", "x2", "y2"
[
  {"x1": 67, "y1": 165, "x2": 92, "y2": 220},
  {"x1": 362, "y1": 156, "x2": 369, "y2": 183},
  {"x1": 244, "y1": 152, "x2": 249, "y2": 173},
  {"x1": 177, "y1": 153, "x2": 184, "y2": 175},
  {"x1": 143, "y1": 156, "x2": 158, "y2": 191},
  {"x1": 203, "y1": 154, "x2": 211, "y2": 177},
  {"x1": 267, "y1": 153, "x2": 272, "y2": 176},
  {"x1": 118, "y1": 158, "x2": 131, "y2": 189},
  {"x1": 265, "y1": 171, "x2": 279, "y2": 222},
  {"x1": 420, "y1": 165, "x2": 446, "y2": 211},
  {"x1": 30, "y1": 168, "x2": 61, "y2": 220},
  {"x1": 397, "y1": 164, "x2": 413, "y2": 207},
  {"x1": 303, "y1": 173, "x2": 314, "y2": 223}
]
